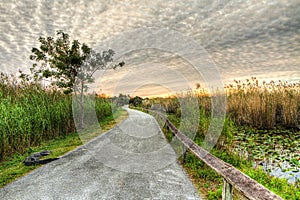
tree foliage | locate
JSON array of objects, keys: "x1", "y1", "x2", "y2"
[
  {"x1": 112, "y1": 93, "x2": 130, "y2": 106},
  {"x1": 25, "y1": 30, "x2": 124, "y2": 94},
  {"x1": 21, "y1": 30, "x2": 125, "y2": 129},
  {"x1": 129, "y1": 96, "x2": 143, "y2": 107}
]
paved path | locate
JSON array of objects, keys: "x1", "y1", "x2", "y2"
[{"x1": 0, "y1": 107, "x2": 201, "y2": 200}]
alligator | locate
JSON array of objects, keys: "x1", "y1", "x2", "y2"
[{"x1": 23, "y1": 150, "x2": 59, "y2": 166}]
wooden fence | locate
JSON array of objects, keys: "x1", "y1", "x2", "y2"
[{"x1": 151, "y1": 110, "x2": 283, "y2": 200}]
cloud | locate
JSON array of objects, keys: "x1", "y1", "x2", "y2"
[{"x1": 0, "y1": 0, "x2": 299, "y2": 96}]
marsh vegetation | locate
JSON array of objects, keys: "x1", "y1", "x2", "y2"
[
  {"x1": 0, "y1": 73, "x2": 119, "y2": 162},
  {"x1": 132, "y1": 77, "x2": 300, "y2": 199}
]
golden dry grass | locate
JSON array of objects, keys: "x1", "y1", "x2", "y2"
[{"x1": 225, "y1": 77, "x2": 300, "y2": 129}]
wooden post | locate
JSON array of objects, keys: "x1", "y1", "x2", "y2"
[{"x1": 222, "y1": 178, "x2": 233, "y2": 200}]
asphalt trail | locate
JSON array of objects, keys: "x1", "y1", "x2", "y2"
[{"x1": 0, "y1": 107, "x2": 200, "y2": 200}]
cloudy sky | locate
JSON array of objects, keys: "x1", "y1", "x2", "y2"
[{"x1": 0, "y1": 0, "x2": 299, "y2": 97}]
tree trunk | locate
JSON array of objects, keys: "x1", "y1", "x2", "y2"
[{"x1": 79, "y1": 80, "x2": 85, "y2": 129}]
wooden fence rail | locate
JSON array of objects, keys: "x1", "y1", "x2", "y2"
[{"x1": 151, "y1": 110, "x2": 283, "y2": 200}]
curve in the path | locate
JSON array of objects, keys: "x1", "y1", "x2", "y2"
[{"x1": 0, "y1": 107, "x2": 201, "y2": 200}]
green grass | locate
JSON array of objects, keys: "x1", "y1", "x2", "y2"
[
  {"x1": 179, "y1": 146, "x2": 300, "y2": 200},
  {"x1": 0, "y1": 109, "x2": 128, "y2": 188},
  {"x1": 0, "y1": 75, "x2": 75, "y2": 160},
  {"x1": 242, "y1": 167, "x2": 300, "y2": 200}
]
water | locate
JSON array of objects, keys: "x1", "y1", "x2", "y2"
[
  {"x1": 253, "y1": 159, "x2": 300, "y2": 184},
  {"x1": 233, "y1": 130, "x2": 300, "y2": 184}
]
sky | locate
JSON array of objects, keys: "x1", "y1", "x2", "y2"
[{"x1": 0, "y1": 0, "x2": 299, "y2": 97}]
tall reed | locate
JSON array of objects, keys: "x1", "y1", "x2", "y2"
[
  {"x1": 140, "y1": 77, "x2": 300, "y2": 130},
  {"x1": 226, "y1": 77, "x2": 300, "y2": 129},
  {"x1": 0, "y1": 73, "x2": 114, "y2": 161}
]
